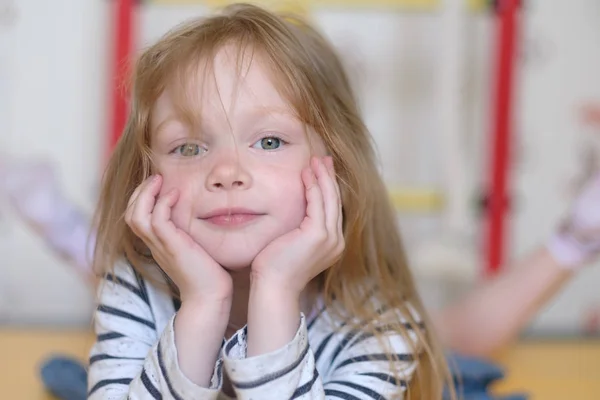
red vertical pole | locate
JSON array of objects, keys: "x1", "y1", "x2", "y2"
[
  {"x1": 108, "y1": 0, "x2": 135, "y2": 161},
  {"x1": 486, "y1": 0, "x2": 520, "y2": 276}
]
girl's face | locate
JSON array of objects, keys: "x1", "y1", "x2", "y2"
[{"x1": 149, "y1": 46, "x2": 327, "y2": 270}]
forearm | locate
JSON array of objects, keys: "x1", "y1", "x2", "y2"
[
  {"x1": 174, "y1": 299, "x2": 230, "y2": 387},
  {"x1": 434, "y1": 247, "x2": 573, "y2": 356},
  {"x1": 246, "y1": 281, "x2": 301, "y2": 357}
]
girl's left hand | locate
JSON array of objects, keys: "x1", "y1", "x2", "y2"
[{"x1": 251, "y1": 156, "x2": 345, "y2": 297}]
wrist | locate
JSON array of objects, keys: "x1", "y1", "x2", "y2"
[
  {"x1": 179, "y1": 282, "x2": 233, "y2": 307},
  {"x1": 174, "y1": 298, "x2": 230, "y2": 387},
  {"x1": 179, "y1": 296, "x2": 232, "y2": 323},
  {"x1": 249, "y1": 278, "x2": 302, "y2": 331},
  {"x1": 247, "y1": 278, "x2": 302, "y2": 357},
  {"x1": 250, "y1": 275, "x2": 302, "y2": 304},
  {"x1": 250, "y1": 270, "x2": 304, "y2": 298}
]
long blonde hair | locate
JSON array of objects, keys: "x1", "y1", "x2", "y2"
[{"x1": 93, "y1": 3, "x2": 455, "y2": 399}]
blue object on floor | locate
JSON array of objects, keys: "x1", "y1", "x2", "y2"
[
  {"x1": 39, "y1": 355, "x2": 87, "y2": 400},
  {"x1": 444, "y1": 353, "x2": 529, "y2": 400},
  {"x1": 38, "y1": 352, "x2": 528, "y2": 400}
]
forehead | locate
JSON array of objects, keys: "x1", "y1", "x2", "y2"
[{"x1": 151, "y1": 45, "x2": 295, "y2": 129}]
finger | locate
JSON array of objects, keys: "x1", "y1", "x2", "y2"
[
  {"x1": 125, "y1": 184, "x2": 143, "y2": 224},
  {"x1": 316, "y1": 157, "x2": 339, "y2": 234},
  {"x1": 151, "y1": 189, "x2": 180, "y2": 248},
  {"x1": 324, "y1": 156, "x2": 343, "y2": 234},
  {"x1": 129, "y1": 175, "x2": 162, "y2": 235},
  {"x1": 127, "y1": 174, "x2": 159, "y2": 210},
  {"x1": 323, "y1": 157, "x2": 340, "y2": 196},
  {"x1": 302, "y1": 158, "x2": 325, "y2": 229},
  {"x1": 125, "y1": 175, "x2": 160, "y2": 223}
]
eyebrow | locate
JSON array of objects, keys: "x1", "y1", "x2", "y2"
[
  {"x1": 245, "y1": 107, "x2": 300, "y2": 124},
  {"x1": 153, "y1": 117, "x2": 188, "y2": 137},
  {"x1": 153, "y1": 106, "x2": 300, "y2": 140}
]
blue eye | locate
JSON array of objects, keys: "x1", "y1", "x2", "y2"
[
  {"x1": 253, "y1": 136, "x2": 284, "y2": 150},
  {"x1": 172, "y1": 143, "x2": 204, "y2": 157}
]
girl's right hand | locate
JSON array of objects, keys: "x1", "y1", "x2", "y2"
[{"x1": 125, "y1": 175, "x2": 233, "y2": 304}]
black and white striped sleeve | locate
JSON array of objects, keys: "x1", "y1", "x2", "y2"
[
  {"x1": 320, "y1": 318, "x2": 418, "y2": 399},
  {"x1": 87, "y1": 262, "x2": 223, "y2": 399},
  {"x1": 220, "y1": 310, "x2": 418, "y2": 399}
]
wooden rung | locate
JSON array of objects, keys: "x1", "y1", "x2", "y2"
[{"x1": 388, "y1": 188, "x2": 444, "y2": 212}]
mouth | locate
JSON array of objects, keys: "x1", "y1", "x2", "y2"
[{"x1": 200, "y1": 208, "x2": 265, "y2": 227}]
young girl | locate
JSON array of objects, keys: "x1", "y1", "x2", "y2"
[
  {"x1": 87, "y1": 4, "x2": 452, "y2": 399},
  {"x1": 4, "y1": 5, "x2": 600, "y2": 399}
]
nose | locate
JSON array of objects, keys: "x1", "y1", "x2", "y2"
[{"x1": 205, "y1": 154, "x2": 252, "y2": 192}]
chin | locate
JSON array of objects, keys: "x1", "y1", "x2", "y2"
[
  {"x1": 211, "y1": 252, "x2": 256, "y2": 270},
  {"x1": 203, "y1": 240, "x2": 262, "y2": 270},
  {"x1": 194, "y1": 229, "x2": 275, "y2": 270}
]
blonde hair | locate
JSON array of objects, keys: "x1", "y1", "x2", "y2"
[{"x1": 93, "y1": 3, "x2": 456, "y2": 399}]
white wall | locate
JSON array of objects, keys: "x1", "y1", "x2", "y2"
[
  {"x1": 512, "y1": 0, "x2": 600, "y2": 334},
  {"x1": 0, "y1": 0, "x2": 108, "y2": 325},
  {"x1": 1, "y1": 0, "x2": 600, "y2": 334}
]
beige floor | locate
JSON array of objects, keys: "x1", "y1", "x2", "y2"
[
  {"x1": 0, "y1": 329, "x2": 599, "y2": 399},
  {"x1": 0, "y1": 330, "x2": 94, "y2": 400},
  {"x1": 490, "y1": 339, "x2": 600, "y2": 399}
]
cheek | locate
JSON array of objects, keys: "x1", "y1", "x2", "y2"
[
  {"x1": 272, "y1": 169, "x2": 307, "y2": 223},
  {"x1": 158, "y1": 171, "x2": 186, "y2": 196},
  {"x1": 158, "y1": 165, "x2": 203, "y2": 197},
  {"x1": 155, "y1": 156, "x2": 200, "y2": 190}
]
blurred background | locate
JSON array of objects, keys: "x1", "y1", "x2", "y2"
[{"x1": 1, "y1": 0, "x2": 600, "y2": 338}]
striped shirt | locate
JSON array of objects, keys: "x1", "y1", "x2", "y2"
[{"x1": 88, "y1": 260, "x2": 420, "y2": 399}]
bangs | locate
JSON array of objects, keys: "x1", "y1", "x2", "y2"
[
  {"x1": 133, "y1": 6, "x2": 327, "y2": 154},
  {"x1": 159, "y1": 38, "x2": 306, "y2": 138}
]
